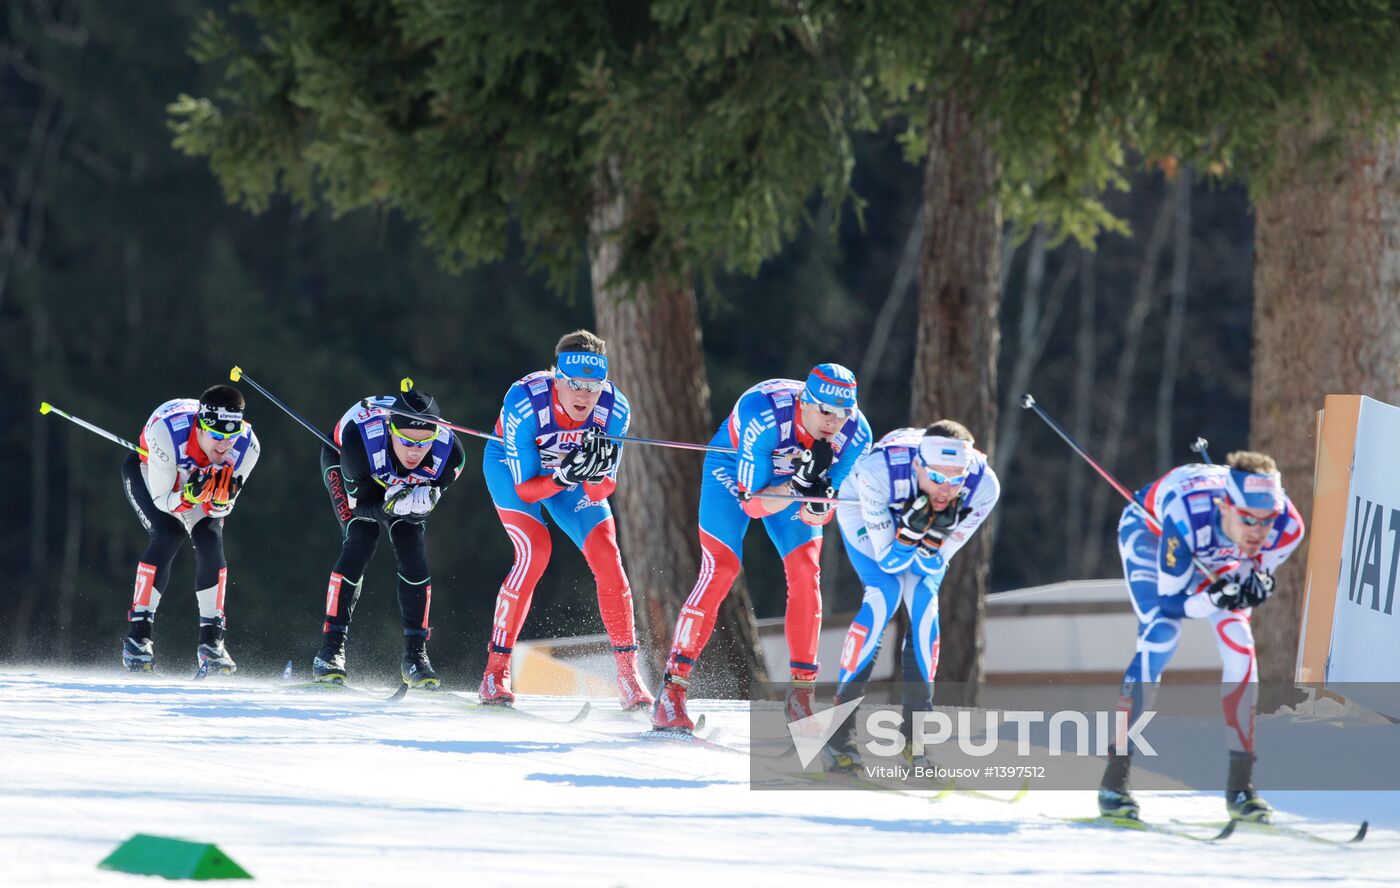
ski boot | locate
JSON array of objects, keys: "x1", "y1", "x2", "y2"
[
  {"x1": 613, "y1": 647, "x2": 654, "y2": 711},
  {"x1": 312, "y1": 630, "x2": 348, "y2": 684},
  {"x1": 822, "y1": 697, "x2": 862, "y2": 772},
  {"x1": 478, "y1": 648, "x2": 515, "y2": 705},
  {"x1": 1225, "y1": 750, "x2": 1273, "y2": 823},
  {"x1": 122, "y1": 619, "x2": 155, "y2": 673},
  {"x1": 651, "y1": 673, "x2": 695, "y2": 733},
  {"x1": 196, "y1": 620, "x2": 237, "y2": 675},
  {"x1": 401, "y1": 633, "x2": 440, "y2": 689},
  {"x1": 1097, "y1": 752, "x2": 1140, "y2": 820},
  {"x1": 785, "y1": 678, "x2": 818, "y2": 724}
]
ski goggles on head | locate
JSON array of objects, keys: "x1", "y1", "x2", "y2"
[
  {"x1": 198, "y1": 417, "x2": 244, "y2": 441},
  {"x1": 389, "y1": 423, "x2": 436, "y2": 448},
  {"x1": 924, "y1": 466, "x2": 968, "y2": 487},
  {"x1": 1220, "y1": 497, "x2": 1280, "y2": 528}
]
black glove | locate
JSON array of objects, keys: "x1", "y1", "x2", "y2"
[
  {"x1": 586, "y1": 437, "x2": 619, "y2": 483},
  {"x1": 553, "y1": 446, "x2": 601, "y2": 487},
  {"x1": 1239, "y1": 570, "x2": 1275, "y2": 608},
  {"x1": 923, "y1": 505, "x2": 959, "y2": 550},
  {"x1": 804, "y1": 485, "x2": 836, "y2": 516},
  {"x1": 895, "y1": 494, "x2": 934, "y2": 544},
  {"x1": 791, "y1": 439, "x2": 834, "y2": 496},
  {"x1": 1206, "y1": 575, "x2": 1246, "y2": 610}
]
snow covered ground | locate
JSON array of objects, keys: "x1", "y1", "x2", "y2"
[{"x1": 1, "y1": 668, "x2": 1396, "y2": 887}]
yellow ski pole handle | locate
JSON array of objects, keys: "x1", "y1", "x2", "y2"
[{"x1": 39, "y1": 402, "x2": 148, "y2": 457}]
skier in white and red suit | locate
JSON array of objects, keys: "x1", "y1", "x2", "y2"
[
  {"x1": 121, "y1": 385, "x2": 260, "y2": 674},
  {"x1": 1097, "y1": 452, "x2": 1304, "y2": 825}
]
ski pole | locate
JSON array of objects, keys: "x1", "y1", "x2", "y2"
[
  {"x1": 1191, "y1": 437, "x2": 1214, "y2": 464},
  {"x1": 369, "y1": 400, "x2": 738, "y2": 454},
  {"x1": 38, "y1": 402, "x2": 147, "y2": 456},
  {"x1": 231, "y1": 366, "x2": 340, "y2": 453},
  {"x1": 373, "y1": 400, "x2": 851, "y2": 502},
  {"x1": 1020, "y1": 393, "x2": 1220, "y2": 579},
  {"x1": 362, "y1": 399, "x2": 502, "y2": 444}
]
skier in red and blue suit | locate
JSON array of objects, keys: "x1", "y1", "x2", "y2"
[
  {"x1": 652, "y1": 363, "x2": 872, "y2": 733},
  {"x1": 478, "y1": 330, "x2": 652, "y2": 711}
]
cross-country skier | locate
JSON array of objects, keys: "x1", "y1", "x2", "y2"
[
  {"x1": 477, "y1": 330, "x2": 651, "y2": 710},
  {"x1": 652, "y1": 364, "x2": 873, "y2": 733},
  {"x1": 1097, "y1": 451, "x2": 1304, "y2": 823},
  {"x1": 312, "y1": 382, "x2": 466, "y2": 689},
  {"x1": 822, "y1": 421, "x2": 1000, "y2": 770},
  {"x1": 121, "y1": 385, "x2": 260, "y2": 674}
]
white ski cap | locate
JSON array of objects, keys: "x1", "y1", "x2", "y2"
[{"x1": 918, "y1": 435, "x2": 970, "y2": 470}]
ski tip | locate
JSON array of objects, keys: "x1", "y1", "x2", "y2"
[
  {"x1": 39, "y1": 401, "x2": 51, "y2": 415},
  {"x1": 1211, "y1": 820, "x2": 1236, "y2": 841},
  {"x1": 694, "y1": 713, "x2": 707, "y2": 732},
  {"x1": 568, "y1": 701, "x2": 592, "y2": 723},
  {"x1": 1352, "y1": 821, "x2": 1369, "y2": 843},
  {"x1": 387, "y1": 683, "x2": 409, "y2": 701},
  {"x1": 229, "y1": 366, "x2": 242, "y2": 381},
  {"x1": 1011, "y1": 778, "x2": 1032, "y2": 802}
]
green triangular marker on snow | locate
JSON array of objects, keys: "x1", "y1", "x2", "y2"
[{"x1": 98, "y1": 833, "x2": 253, "y2": 880}]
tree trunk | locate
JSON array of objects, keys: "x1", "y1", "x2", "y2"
[
  {"x1": 1251, "y1": 118, "x2": 1400, "y2": 684},
  {"x1": 909, "y1": 92, "x2": 1002, "y2": 703},
  {"x1": 1066, "y1": 250, "x2": 1097, "y2": 574},
  {"x1": 589, "y1": 186, "x2": 767, "y2": 696},
  {"x1": 1154, "y1": 169, "x2": 1193, "y2": 474},
  {"x1": 1079, "y1": 189, "x2": 1175, "y2": 575}
]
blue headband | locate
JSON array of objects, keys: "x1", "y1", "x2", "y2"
[{"x1": 556, "y1": 351, "x2": 608, "y2": 381}]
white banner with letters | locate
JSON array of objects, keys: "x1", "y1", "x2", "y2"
[{"x1": 1327, "y1": 396, "x2": 1400, "y2": 690}]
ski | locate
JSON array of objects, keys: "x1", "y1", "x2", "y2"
[
  {"x1": 426, "y1": 690, "x2": 592, "y2": 725},
  {"x1": 788, "y1": 768, "x2": 956, "y2": 799},
  {"x1": 1173, "y1": 819, "x2": 1368, "y2": 845},
  {"x1": 1056, "y1": 815, "x2": 1235, "y2": 843},
  {"x1": 941, "y1": 778, "x2": 1032, "y2": 804}
]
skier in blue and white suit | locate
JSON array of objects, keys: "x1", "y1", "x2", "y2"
[{"x1": 824, "y1": 420, "x2": 999, "y2": 768}]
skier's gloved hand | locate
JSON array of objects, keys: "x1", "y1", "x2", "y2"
[
  {"x1": 800, "y1": 485, "x2": 836, "y2": 525},
  {"x1": 1239, "y1": 569, "x2": 1275, "y2": 608},
  {"x1": 924, "y1": 504, "x2": 960, "y2": 550},
  {"x1": 404, "y1": 485, "x2": 440, "y2": 516},
  {"x1": 791, "y1": 439, "x2": 834, "y2": 496},
  {"x1": 211, "y1": 467, "x2": 242, "y2": 507},
  {"x1": 587, "y1": 438, "x2": 620, "y2": 483},
  {"x1": 804, "y1": 485, "x2": 835, "y2": 515},
  {"x1": 182, "y1": 468, "x2": 216, "y2": 505},
  {"x1": 895, "y1": 494, "x2": 934, "y2": 544},
  {"x1": 552, "y1": 446, "x2": 599, "y2": 488},
  {"x1": 383, "y1": 483, "x2": 414, "y2": 516},
  {"x1": 1206, "y1": 575, "x2": 1246, "y2": 610}
]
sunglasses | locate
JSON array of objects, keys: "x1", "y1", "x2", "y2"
[
  {"x1": 924, "y1": 467, "x2": 968, "y2": 486},
  {"x1": 557, "y1": 375, "x2": 604, "y2": 393},
  {"x1": 198, "y1": 418, "x2": 244, "y2": 441},
  {"x1": 816, "y1": 403, "x2": 854, "y2": 420},
  {"x1": 1222, "y1": 498, "x2": 1279, "y2": 528},
  {"x1": 389, "y1": 423, "x2": 436, "y2": 448}
]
